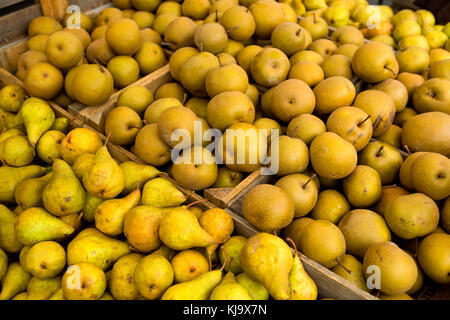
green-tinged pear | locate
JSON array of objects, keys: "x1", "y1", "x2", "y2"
[
  {"x1": 0, "y1": 262, "x2": 32, "y2": 300},
  {"x1": 210, "y1": 271, "x2": 253, "y2": 300},
  {"x1": 159, "y1": 207, "x2": 217, "y2": 250},
  {"x1": 23, "y1": 241, "x2": 66, "y2": 279},
  {"x1": 67, "y1": 228, "x2": 131, "y2": 270},
  {"x1": 162, "y1": 269, "x2": 224, "y2": 300},
  {"x1": 120, "y1": 161, "x2": 161, "y2": 194},
  {"x1": 0, "y1": 248, "x2": 7, "y2": 281},
  {"x1": 20, "y1": 98, "x2": 55, "y2": 146},
  {"x1": 286, "y1": 238, "x2": 318, "y2": 300},
  {"x1": 236, "y1": 273, "x2": 269, "y2": 300},
  {"x1": 95, "y1": 188, "x2": 141, "y2": 236},
  {"x1": 82, "y1": 192, "x2": 104, "y2": 222},
  {"x1": 72, "y1": 153, "x2": 95, "y2": 180},
  {"x1": 110, "y1": 253, "x2": 143, "y2": 300},
  {"x1": 82, "y1": 145, "x2": 125, "y2": 199},
  {"x1": 0, "y1": 108, "x2": 24, "y2": 130},
  {"x1": 42, "y1": 159, "x2": 86, "y2": 216},
  {"x1": 11, "y1": 292, "x2": 28, "y2": 300},
  {"x1": 15, "y1": 173, "x2": 53, "y2": 210},
  {"x1": 0, "y1": 204, "x2": 23, "y2": 253},
  {"x1": 151, "y1": 245, "x2": 176, "y2": 261},
  {"x1": 51, "y1": 117, "x2": 69, "y2": 133},
  {"x1": 0, "y1": 165, "x2": 45, "y2": 203},
  {"x1": 240, "y1": 233, "x2": 292, "y2": 300},
  {"x1": 48, "y1": 288, "x2": 65, "y2": 300},
  {"x1": 14, "y1": 207, "x2": 75, "y2": 245},
  {"x1": 141, "y1": 178, "x2": 186, "y2": 208},
  {"x1": 134, "y1": 254, "x2": 174, "y2": 300},
  {"x1": 27, "y1": 276, "x2": 61, "y2": 300}
]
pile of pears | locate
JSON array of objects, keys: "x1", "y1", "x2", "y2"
[{"x1": 18, "y1": 0, "x2": 173, "y2": 107}]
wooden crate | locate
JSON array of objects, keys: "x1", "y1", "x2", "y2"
[{"x1": 0, "y1": 0, "x2": 111, "y2": 72}]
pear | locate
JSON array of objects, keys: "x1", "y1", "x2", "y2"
[
  {"x1": 72, "y1": 153, "x2": 95, "y2": 180},
  {"x1": 0, "y1": 84, "x2": 27, "y2": 113},
  {"x1": 134, "y1": 124, "x2": 171, "y2": 167},
  {"x1": 240, "y1": 233, "x2": 292, "y2": 300},
  {"x1": 152, "y1": 245, "x2": 176, "y2": 261},
  {"x1": 59, "y1": 128, "x2": 103, "y2": 165},
  {"x1": 42, "y1": 159, "x2": 86, "y2": 217},
  {"x1": 95, "y1": 188, "x2": 141, "y2": 236},
  {"x1": 374, "y1": 186, "x2": 409, "y2": 218},
  {"x1": 124, "y1": 206, "x2": 172, "y2": 252},
  {"x1": 159, "y1": 207, "x2": 217, "y2": 251},
  {"x1": 82, "y1": 145, "x2": 125, "y2": 199},
  {"x1": 0, "y1": 165, "x2": 45, "y2": 203},
  {"x1": 0, "y1": 205, "x2": 23, "y2": 253},
  {"x1": 11, "y1": 292, "x2": 28, "y2": 300},
  {"x1": 210, "y1": 271, "x2": 252, "y2": 300},
  {"x1": 417, "y1": 233, "x2": 450, "y2": 285},
  {"x1": 410, "y1": 152, "x2": 450, "y2": 200},
  {"x1": 271, "y1": 23, "x2": 311, "y2": 56},
  {"x1": 14, "y1": 173, "x2": 52, "y2": 210},
  {"x1": 286, "y1": 114, "x2": 325, "y2": 145},
  {"x1": 206, "y1": 91, "x2": 254, "y2": 129},
  {"x1": 282, "y1": 217, "x2": 314, "y2": 250},
  {"x1": 27, "y1": 276, "x2": 61, "y2": 300},
  {"x1": 442, "y1": 198, "x2": 450, "y2": 234},
  {"x1": 0, "y1": 108, "x2": 24, "y2": 130},
  {"x1": 363, "y1": 242, "x2": 417, "y2": 295},
  {"x1": 338, "y1": 209, "x2": 391, "y2": 258},
  {"x1": 213, "y1": 167, "x2": 244, "y2": 188},
  {"x1": 141, "y1": 178, "x2": 186, "y2": 208},
  {"x1": 110, "y1": 253, "x2": 143, "y2": 300},
  {"x1": 385, "y1": 193, "x2": 439, "y2": 240},
  {"x1": 48, "y1": 288, "x2": 65, "y2": 300},
  {"x1": 310, "y1": 190, "x2": 350, "y2": 224},
  {"x1": 249, "y1": 0, "x2": 285, "y2": 40},
  {"x1": 23, "y1": 241, "x2": 66, "y2": 279},
  {"x1": 218, "y1": 236, "x2": 247, "y2": 274},
  {"x1": 36, "y1": 130, "x2": 65, "y2": 163},
  {"x1": 14, "y1": 207, "x2": 75, "y2": 246},
  {"x1": 20, "y1": 98, "x2": 55, "y2": 146},
  {"x1": 120, "y1": 161, "x2": 161, "y2": 194},
  {"x1": 67, "y1": 228, "x2": 131, "y2": 270},
  {"x1": 0, "y1": 249, "x2": 7, "y2": 281},
  {"x1": 134, "y1": 254, "x2": 174, "y2": 299},
  {"x1": 287, "y1": 239, "x2": 318, "y2": 300},
  {"x1": 171, "y1": 249, "x2": 209, "y2": 283},
  {"x1": 331, "y1": 254, "x2": 370, "y2": 292},
  {"x1": 343, "y1": 165, "x2": 382, "y2": 208},
  {"x1": 62, "y1": 262, "x2": 106, "y2": 300},
  {"x1": 0, "y1": 135, "x2": 35, "y2": 167},
  {"x1": 179, "y1": 52, "x2": 220, "y2": 97},
  {"x1": 299, "y1": 220, "x2": 346, "y2": 268},
  {"x1": 194, "y1": 22, "x2": 228, "y2": 54},
  {"x1": 251, "y1": 47, "x2": 290, "y2": 88},
  {"x1": 0, "y1": 262, "x2": 32, "y2": 300},
  {"x1": 199, "y1": 208, "x2": 234, "y2": 257},
  {"x1": 242, "y1": 184, "x2": 295, "y2": 231},
  {"x1": 236, "y1": 273, "x2": 269, "y2": 300},
  {"x1": 168, "y1": 47, "x2": 199, "y2": 81},
  {"x1": 82, "y1": 192, "x2": 104, "y2": 223},
  {"x1": 162, "y1": 268, "x2": 223, "y2": 300}
]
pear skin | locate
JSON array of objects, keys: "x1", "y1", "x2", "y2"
[
  {"x1": 236, "y1": 273, "x2": 269, "y2": 300},
  {"x1": 141, "y1": 177, "x2": 186, "y2": 208},
  {"x1": 48, "y1": 288, "x2": 65, "y2": 300},
  {"x1": 162, "y1": 269, "x2": 223, "y2": 300},
  {"x1": 120, "y1": 161, "x2": 161, "y2": 194},
  {"x1": 0, "y1": 249, "x2": 7, "y2": 281},
  {"x1": 199, "y1": 208, "x2": 234, "y2": 257},
  {"x1": 287, "y1": 239, "x2": 318, "y2": 300},
  {"x1": 151, "y1": 245, "x2": 176, "y2": 261},
  {"x1": 23, "y1": 241, "x2": 66, "y2": 279},
  {"x1": 331, "y1": 254, "x2": 370, "y2": 292},
  {"x1": 67, "y1": 228, "x2": 131, "y2": 270},
  {"x1": 210, "y1": 272, "x2": 253, "y2": 300},
  {"x1": 0, "y1": 204, "x2": 23, "y2": 253},
  {"x1": 42, "y1": 159, "x2": 86, "y2": 217},
  {"x1": 27, "y1": 276, "x2": 61, "y2": 300},
  {"x1": 219, "y1": 236, "x2": 247, "y2": 274},
  {"x1": 159, "y1": 207, "x2": 217, "y2": 251},
  {"x1": 62, "y1": 262, "x2": 106, "y2": 300},
  {"x1": 240, "y1": 233, "x2": 292, "y2": 300},
  {"x1": 0, "y1": 165, "x2": 46, "y2": 203},
  {"x1": 20, "y1": 98, "x2": 55, "y2": 146},
  {"x1": 82, "y1": 145, "x2": 125, "y2": 199},
  {"x1": 15, "y1": 173, "x2": 52, "y2": 210},
  {"x1": 0, "y1": 262, "x2": 32, "y2": 300},
  {"x1": 82, "y1": 192, "x2": 104, "y2": 223},
  {"x1": 95, "y1": 188, "x2": 141, "y2": 236},
  {"x1": 171, "y1": 249, "x2": 209, "y2": 283},
  {"x1": 14, "y1": 207, "x2": 75, "y2": 245},
  {"x1": 134, "y1": 254, "x2": 174, "y2": 300},
  {"x1": 72, "y1": 153, "x2": 95, "y2": 180},
  {"x1": 110, "y1": 253, "x2": 143, "y2": 300}
]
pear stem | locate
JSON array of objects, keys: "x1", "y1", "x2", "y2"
[
  {"x1": 285, "y1": 237, "x2": 298, "y2": 257},
  {"x1": 384, "y1": 66, "x2": 396, "y2": 76},
  {"x1": 358, "y1": 114, "x2": 371, "y2": 126},
  {"x1": 403, "y1": 144, "x2": 411, "y2": 155},
  {"x1": 182, "y1": 93, "x2": 188, "y2": 105},
  {"x1": 215, "y1": 9, "x2": 218, "y2": 22},
  {"x1": 226, "y1": 26, "x2": 239, "y2": 34},
  {"x1": 313, "y1": 13, "x2": 317, "y2": 24},
  {"x1": 336, "y1": 258, "x2": 352, "y2": 274},
  {"x1": 376, "y1": 145, "x2": 384, "y2": 157},
  {"x1": 296, "y1": 28, "x2": 302, "y2": 36},
  {"x1": 220, "y1": 246, "x2": 228, "y2": 271},
  {"x1": 185, "y1": 199, "x2": 208, "y2": 209},
  {"x1": 160, "y1": 42, "x2": 174, "y2": 47},
  {"x1": 303, "y1": 174, "x2": 317, "y2": 189},
  {"x1": 104, "y1": 133, "x2": 111, "y2": 147},
  {"x1": 75, "y1": 212, "x2": 84, "y2": 227}
]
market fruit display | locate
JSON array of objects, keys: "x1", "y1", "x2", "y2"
[{"x1": 0, "y1": 0, "x2": 449, "y2": 301}]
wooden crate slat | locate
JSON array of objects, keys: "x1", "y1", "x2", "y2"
[{"x1": 0, "y1": 0, "x2": 29, "y2": 10}]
